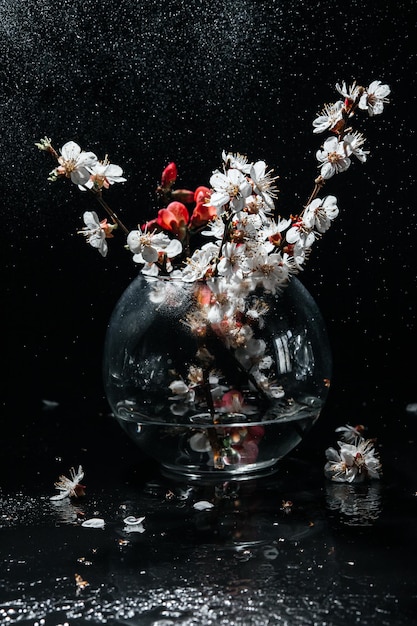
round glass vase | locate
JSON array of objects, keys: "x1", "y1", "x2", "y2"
[{"x1": 103, "y1": 274, "x2": 332, "y2": 481}]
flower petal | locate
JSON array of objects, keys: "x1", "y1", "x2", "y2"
[
  {"x1": 124, "y1": 516, "x2": 146, "y2": 525},
  {"x1": 82, "y1": 518, "x2": 105, "y2": 529},
  {"x1": 61, "y1": 141, "x2": 81, "y2": 160},
  {"x1": 193, "y1": 500, "x2": 214, "y2": 511}
]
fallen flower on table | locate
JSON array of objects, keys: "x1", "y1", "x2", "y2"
[
  {"x1": 50, "y1": 465, "x2": 85, "y2": 500},
  {"x1": 324, "y1": 425, "x2": 382, "y2": 483}
]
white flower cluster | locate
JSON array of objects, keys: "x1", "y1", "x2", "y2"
[
  {"x1": 37, "y1": 79, "x2": 390, "y2": 274},
  {"x1": 47, "y1": 140, "x2": 126, "y2": 189},
  {"x1": 129, "y1": 151, "x2": 340, "y2": 294},
  {"x1": 145, "y1": 147, "x2": 341, "y2": 411},
  {"x1": 313, "y1": 80, "x2": 390, "y2": 179}
]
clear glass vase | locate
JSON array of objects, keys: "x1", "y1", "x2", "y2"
[{"x1": 103, "y1": 275, "x2": 332, "y2": 480}]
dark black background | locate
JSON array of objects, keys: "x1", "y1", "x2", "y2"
[{"x1": 1, "y1": 0, "x2": 416, "y2": 483}]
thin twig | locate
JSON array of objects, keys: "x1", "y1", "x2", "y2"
[{"x1": 91, "y1": 190, "x2": 130, "y2": 235}]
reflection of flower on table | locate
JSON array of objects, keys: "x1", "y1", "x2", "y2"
[{"x1": 325, "y1": 482, "x2": 383, "y2": 526}]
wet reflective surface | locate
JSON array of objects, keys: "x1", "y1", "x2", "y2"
[{"x1": 1, "y1": 401, "x2": 417, "y2": 625}]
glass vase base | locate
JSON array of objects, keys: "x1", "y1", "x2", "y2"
[
  {"x1": 160, "y1": 459, "x2": 280, "y2": 483},
  {"x1": 117, "y1": 407, "x2": 321, "y2": 484}
]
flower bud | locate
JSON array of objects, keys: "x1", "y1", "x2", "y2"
[{"x1": 161, "y1": 162, "x2": 177, "y2": 187}]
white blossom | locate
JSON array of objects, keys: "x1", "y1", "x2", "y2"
[
  {"x1": 335, "y1": 81, "x2": 361, "y2": 101},
  {"x1": 243, "y1": 252, "x2": 288, "y2": 293},
  {"x1": 343, "y1": 131, "x2": 369, "y2": 163},
  {"x1": 209, "y1": 168, "x2": 253, "y2": 213},
  {"x1": 56, "y1": 141, "x2": 97, "y2": 186},
  {"x1": 78, "y1": 211, "x2": 114, "y2": 257},
  {"x1": 263, "y1": 216, "x2": 292, "y2": 239},
  {"x1": 312, "y1": 100, "x2": 344, "y2": 134},
  {"x1": 303, "y1": 196, "x2": 339, "y2": 234},
  {"x1": 181, "y1": 242, "x2": 219, "y2": 282},
  {"x1": 316, "y1": 136, "x2": 351, "y2": 179},
  {"x1": 244, "y1": 194, "x2": 274, "y2": 223},
  {"x1": 217, "y1": 242, "x2": 246, "y2": 279},
  {"x1": 286, "y1": 217, "x2": 316, "y2": 247},
  {"x1": 127, "y1": 229, "x2": 182, "y2": 264},
  {"x1": 222, "y1": 151, "x2": 252, "y2": 174},
  {"x1": 324, "y1": 439, "x2": 382, "y2": 483},
  {"x1": 282, "y1": 247, "x2": 306, "y2": 274},
  {"x1": 359, "y1": 80, "x2": 390, "y2": 116},
  {"x1": 249, "y1": 160, "x2": 278, "y2": 209},
  {"x1": 50, "y1": 465, "x2": 85, "y2": 501},
  {"x1": 169, "y1": 379, "x2": 195, "y2": 405},
  {"x1": 85, "y1": 160, "x2": 127, "y2": 189},
  {"x1": 201, "y1": 216, "x2": 225, "y2": 240}
]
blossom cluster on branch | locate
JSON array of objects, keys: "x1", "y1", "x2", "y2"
[{"x1": 36, "y1": 79, "x2": 390, "y2": 294}]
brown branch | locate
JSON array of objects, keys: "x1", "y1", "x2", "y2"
[{"x1": 91, "y1": 190, "x2": 130, "y2": 235}]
